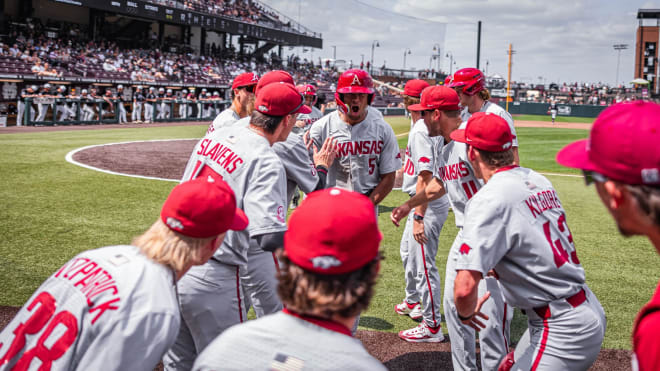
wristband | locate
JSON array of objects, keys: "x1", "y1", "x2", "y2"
[
  {"x1": 457, "y1": 312, "x2": 473, "y2": 321},
  {"x1": 315, "y1": 165, "x2": 328, "y2": 174},
  {"x1": 413, "y1": 213, "x2": 424, "y2": 221}
]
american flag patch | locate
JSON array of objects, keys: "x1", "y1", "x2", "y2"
[{"x1": 270, "y1": 352, "x2": 305, "y2": 371}]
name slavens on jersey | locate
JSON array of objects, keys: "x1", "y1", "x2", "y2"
[
  {"x1": 54, "y1": 257, "x2": 120, "y2": 324},
  {"x1": 440, "y1": 162, "x2": 470, "y2": 181},
  {"x1": 336, "y1": 140, "x2": 383, "y2": 157},
  {"x1": 197, "y1": 138, "x2": 244, "y2": 174}
]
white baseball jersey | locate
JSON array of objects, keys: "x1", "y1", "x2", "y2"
[
  {"x1": 192, "y1": 310, "x2": 385, "y2": 371},
  {"x1": 461, "y1": 101, "x2": 519, "y2": 147},
  {"x1": 181, "y1": 125, "x2": 288, "y2": 267},
  {"x1": 308, "y1": 106, "x2": 401, "y2": 194},
  {"x1": 207, "y1": 107, "x2": 240, "y2": 135},
  {"x1": 294, "y1": 105, "x2": 323, "y2": 135},
  {"x1": 456, "y1": 166, "x2": 586, "y2": 309},
  {"x1": 433, "y1": 122, "x2": 484, "y2": 228},
  {"x1": 401, "y1": 119, "x2": 448, "y2": 209},
  {"x1": 0, "y1": 245, "x2": 179, "y2": 371}
]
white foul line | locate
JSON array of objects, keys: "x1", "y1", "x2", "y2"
[
  {"x1": 396, "y1": 131, "x2": 409, "y2": 138},
  {"x1": 65, "y1": 139, "x2": 199, "y2": 183}
]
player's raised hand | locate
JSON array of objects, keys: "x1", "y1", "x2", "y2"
[
  {"x1": 390, "y1": 203, "x2": 411, "y2": 227},
  {"x1": 461, "y1": 291, "x2": 491, "y2": 332},
  {"x1": 313, "y1": 136, "x2": 338, "y2": 169}
]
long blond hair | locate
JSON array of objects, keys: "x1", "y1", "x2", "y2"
[{"x1": 132, "y1": 219, "x2": 215, "y2": 272}]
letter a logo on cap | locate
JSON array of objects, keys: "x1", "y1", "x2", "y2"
[{"x1": 351, "y1": 74, "x2": 361, "y2": 86}]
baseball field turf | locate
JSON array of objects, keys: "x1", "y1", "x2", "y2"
[{"x1": 0, "y1": 115, "x2": 655, "y2": 352}]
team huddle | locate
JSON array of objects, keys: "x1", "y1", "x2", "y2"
[{"x1": 1, "y1": 67, "x2": 658, "y2": 371}]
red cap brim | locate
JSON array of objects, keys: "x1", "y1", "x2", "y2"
[
  {"x1": 450, "y1": 129, "x2": 468, "y2": 143},
  {"x1": 407, "y1": 103, "x2": 424, "y2": 112},
  {"x1": 556, "y1": 139, "x2": 594, "y2": 171},
  {"x1": 295, "y1": 105, "x2": 312, "y2": 114},
  {"x1": 230, "y1": 208, "x2": 249, "y2": 231}
]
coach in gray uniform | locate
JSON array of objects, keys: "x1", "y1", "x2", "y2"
[
  {"x1": 193, "y1": 188, "x2": 386, "y2": 371},
  {"x1": 164, "y1": 83, "x2": 311, "y2": 371}
]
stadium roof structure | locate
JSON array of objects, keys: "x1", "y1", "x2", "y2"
[{"x1": 637, "y1": 9, "x2": 660, "y2": 19}]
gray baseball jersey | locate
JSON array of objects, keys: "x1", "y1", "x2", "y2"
[
  {"x1": 308, "y1": 106, "x2": 401, "y2": 194},
  {"x1": 457, "y1": 166, "x2": 586, "y2": 308},
  {"x1": 433, "y1": 121, "x2": 483, "y2": 228},
  {"x1": 432, "y1": 124, "x2": 511, "y2": 370},
  {"x1": 181, "y1": 125, "x2": 288, "y2": 267},
  {"x1": 192, "y1": 310, "x2": 385, "y2": 371},
  {"x1": 456, "y1": 166, "x2": 605, "y2": 370},
  {"x1": 461, "y1": 101, "x2": 519, "y2": 147},
  {"x1": 207, "y1": 108, "x2": 240, "y2": 135},
  {"x1": 0, "y1": 245, "x2": 179, "y2": 371},
  {"x1": 294, "y1": 105, "x2": 323, "y2": 135}
]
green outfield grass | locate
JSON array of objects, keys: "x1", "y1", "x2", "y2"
[
  {"x1": 513, "y1": 114, "x2": 595, "y2": 124},
  {"x1": 0, "y1": 121, "x2": 655, "y2": 350}
]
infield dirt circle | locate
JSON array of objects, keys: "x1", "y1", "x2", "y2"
[{"x1": 0, "y1": 120, "x2": 632, "y2": 370}]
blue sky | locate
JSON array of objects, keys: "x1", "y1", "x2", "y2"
[{"x1": 260, "y1": 0, "x2": 660, "y2": 86}]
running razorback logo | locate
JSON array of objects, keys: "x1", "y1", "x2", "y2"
[
  {"x1": 459, "y1": 243, "x2": 471, "y2": 255},
  {"x1": 310, "y1": 256, "x2": 342, "y2": 270},
  {"x1": 419, "y1": 156, "x2": 431, "y2": 163}
]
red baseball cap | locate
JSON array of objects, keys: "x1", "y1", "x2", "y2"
[
  {"x1": 451, "y1": 112, "x2": 515, "y2": 152},
  {"x1": 255, "y1": 70, "x2": 295, "y2": 95},
  {"x1": 403, "y1": 79, "x2": 430, "y2": 98},
  {"x1": 557, "y1": 101, "x2": 660, "y2": 185},
  {"x1": 160, "y1": 174, "x2": 248, "y2": 238},
  {"x1": 408, "y1": 85, "x2": 460, "y2": 112},
  {"x1": 255, "y1": 83, "x2": 312, "y2": 116},
  {"x1": 232, "y1": 72, "x2": 259, "y2": 89},
  {"x1": 284, "y1": 188, "x2": 382, "y2": 275}
]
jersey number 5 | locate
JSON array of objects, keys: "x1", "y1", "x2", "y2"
[
  {"x1": 368, "y1": 157, "x2": 376, "y2": 175},
  {"x1": 0, "y1": 291, "x2": 79, "y2": 370},
  {"x1": 543, "y1": 213, "x2": 580, "y2": 268}
]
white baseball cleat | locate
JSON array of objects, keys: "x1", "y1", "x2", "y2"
[
  {"x1": 394, "y1": 300, "x2": 423, "y2": 320},
  {"x1": 398, "y1": 322, "x2": 445, "y2": 343}
]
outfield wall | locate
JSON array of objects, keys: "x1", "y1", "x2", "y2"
[{"x1": 499, "y1": 102, "x2": 608, "y2": 118}]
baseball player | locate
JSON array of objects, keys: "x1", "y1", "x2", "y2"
[
  {"x1": 207, "y1": 72, "x2": 258, "y2": 135},
  {"x1": 557, "y1": 101, "x2": 660, "y2": 371},
  {"x1": 396, "y1": 84, "x2": 451, "y2": 342},
  {"x1": 116, "y1": 85, "x2": 128, "y2": 124},
  {"x1": 54, "y1": 86, "x2": 74, "y2": 122},
  {"x1": 17, "y1": 85, "x2": 37, "y2": 126},
  {"x1": 391, "y1": 88, "x2": 512, "y2": 369},
  {"x1": 164, "y1": 83, "x2": 310, "y2": 371},
  {"x1": 79, "y1": 89, "x2": 96, "y2": 122},
  {"x1": 293, "y1": 84, "x2": 323, "y2": 135},
  {"x1": 35, "y1": 84, "x2": 52, "y2": 122},
  {"x1": 548, "y1": 98, "x2": 558, "y2": 124},
  {"x1": 452, "y1": 112, "x2": 605, "y2": 370},
  {"x1": 193, "y1": 188, "x2": 386, "y2": 371},
  {"x1": 156, "y1": 87, "x2": 166, "y2": 120},
  {"x1": 196, "y1": 88, "x2": 207, "y2": 119},
  {"x1": 448, "y1": 67, "x2": 520, "y2": 164},
  {"x1": 0, "y1": 174, "x2": 247, "y2": 371},
  {"x1": 308, "y1": 69, "x2": 401, "y2": 205},
  {"x1": 132, "y1": 86, "x2": 145, "y2": 123},
  {"x1": 186, "y1": 88, "x2": 197, "y2": 118},
  {"x1": 178, "y1": 89, "x2": 188, "y2": 119},
  {"x1": 100, "y1": 89, "x2": 115, "y2": 120},
  {"x1": 144, "y1": 87, "x2": 156, "y2": 123},
  {"x1": 402, "y1": 79, "x2": 429, "y2": 130}
]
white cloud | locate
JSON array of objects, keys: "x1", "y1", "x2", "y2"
[{"x1": 260, "y1": 0, "x2": 660, "y2": 85}]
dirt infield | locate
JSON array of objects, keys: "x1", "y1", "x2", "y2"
[{"x1": 4, "y1": 119, "x2": 633, "y2": 370}]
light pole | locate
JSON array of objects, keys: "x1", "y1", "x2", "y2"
[
  {"x1": 361, "y1": 54, "x2": 365, "y2": 64},
  {"x1": 446, "y1": 51, "x2": 454, "y2": 75},
  {"x1": 403, "y1": 48, "x2": 411, "y2": 70},
  {"x1": 370, "y1": 40, "x2": 380, "y2": 75},
  {"x1": 485, "y1": 60, "x2": 490, "y2": 76},
  {"x1": 613, "y1": 44, "x2": 628, "y2": 87},
  {"x1": 432, "y1": 43, "x2": 441, "y2": 72},
  {"x1": 331, "y1": 45, "x2": 336, "y2": 60}
]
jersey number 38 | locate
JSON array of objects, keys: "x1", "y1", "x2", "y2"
[{"x1": 0, "y1": 291, "x2": 79, "y2": 370}]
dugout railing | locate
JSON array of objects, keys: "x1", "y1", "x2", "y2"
[{"x1": 17, "y1": 98, "x2": 230, "y2": 126}]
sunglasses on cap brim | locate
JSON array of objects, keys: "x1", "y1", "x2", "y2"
[
  {"x1": 287, "y1": 94, "x2": 306, "y2": 115},
  {"x1": 582, "y1": 170, "x2": 608, "y2": 186},
  {"x1": 238, "y1": 85, "x2": 255, "y2": 93}
]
